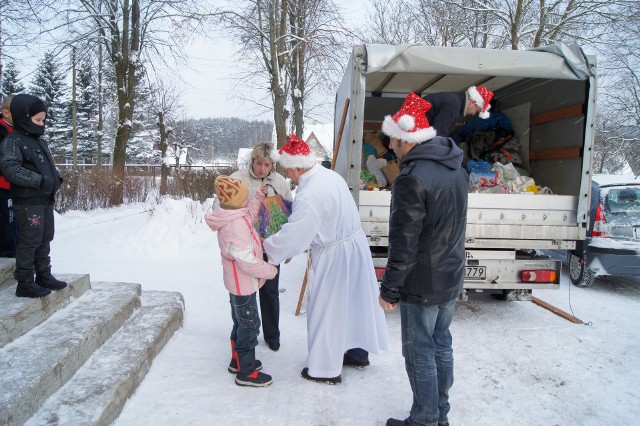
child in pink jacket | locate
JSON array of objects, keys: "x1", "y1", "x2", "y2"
[{"x1": 205, "y1": 175, "x2": 277, "y2": 387}]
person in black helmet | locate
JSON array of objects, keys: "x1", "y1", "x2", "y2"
[{"x1": 0, "y1": 93, "x2": 67, "y2": 298}]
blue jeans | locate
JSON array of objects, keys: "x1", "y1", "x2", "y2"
[
  {"x1": 229, "y1": 293, "x2": 261, "y2": 355},
  {"x1": 400, "y1": 298, "x2": 456, "y2": 426}
]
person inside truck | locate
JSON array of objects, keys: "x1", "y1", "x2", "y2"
[
  {"x1": 362, "y1": 130, "x2": 398, "y2": 188},
  {"x1": 263, "y1": 134, "x2": 390, "y2": 385},
  {"x1": 423, "y1": 85, "x2": 494, "y2": 136},
  {"x1": 379, "y1": 92, "x2": 468, "y2": 426}
]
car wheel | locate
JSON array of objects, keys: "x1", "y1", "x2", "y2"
[{"x1": 569, "y1": 253, "x2": 595, "y2": 287}]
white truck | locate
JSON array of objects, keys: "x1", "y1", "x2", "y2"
[{"x1": 333, "y1": 42, "x2": 597, "y2": 298}]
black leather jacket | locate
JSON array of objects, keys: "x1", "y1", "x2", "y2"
[
  {"x1": 0, "y1": 95, "x2": 62, "y2": 204},
  {"x1": 380, "y1": 136, "x2": 468, "y2": 306}
]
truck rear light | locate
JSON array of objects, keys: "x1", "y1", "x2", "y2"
[
  {"x1": 592, "y1": 204, "x2": 608, "y2": 237},
  {"x1": 374, "y1": 267, "x2": 385, "y2": 281},
  {"x1": 521, "y1": 270, "x2": 557, "y2": 283}
]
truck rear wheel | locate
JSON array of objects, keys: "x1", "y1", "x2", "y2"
[{"x1": 569, "y1": 253, "x2": 595, "y2": 287}]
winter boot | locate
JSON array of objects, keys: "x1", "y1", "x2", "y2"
[
  {"x1": 16, "y1": 274, "x2": 51, "y2": 298},
  {"x1": 385, "y1": 419, "x2": 410, "y2": 426},
  {"x1": 36, "y1": 267, "x2": 67, "y2": 290},
  {"x1": 228, "y1": 340, "x2": 262, "y2": 373},
  {"x1": 301, "y1": 367, "x2": 341, "y2": 385},
  {"x1": 343, "y1": 352, "x2": 370, "y2": 368},
  {"x1": 235, "y1": 349, "x2": 272, "y2": 387}
]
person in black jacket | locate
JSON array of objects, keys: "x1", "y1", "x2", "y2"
[
  {"x1": 424, "y1": 85, "x2": 494, "y2": 136},
  {"x1": 0, "y1": 95, "x2": 19, "y2": 257},
  {"x1": 0, "y1": 94, "x2": 67, "y2": 298},
  {"x1": 379, "y1": 93, "x2": 468, "y2": 426}
]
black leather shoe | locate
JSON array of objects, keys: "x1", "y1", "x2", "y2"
[
  {"x1": 386, "y1": 418, "x2": 410, "y2": 426},
  {"x1": 36, "y1": 271, "x2": 67, "y2": 290},
  {"x1": 343, "y1": 353, "x2": 370, "y2": 368},
  {"x1": 301, "y1": 367, "x2": 341, "y2": 385},
  {"x1": 16, "y1": 280, "x2": 51, "y2": 298}
]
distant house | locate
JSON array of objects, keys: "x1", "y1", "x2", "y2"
[
  {"x1": 303, "y1": 121, "x2": 333, "y2": 163},
  {"x1": 270, "y1": 121, "x2": 334, "y2": 165}
]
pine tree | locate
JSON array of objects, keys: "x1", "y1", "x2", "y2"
[
  {"x1": 75, "y1": 58, "x2": 99, "y2": 161},
  {"x1": 126, "y1": 72, "x2": 156, "y2": 163},
  {"x1": 29, "y1": 51, "x2": 70, "y2": 158},
  {"x1": 1, "y1": 61, "x2": 25, "y2": 98}
]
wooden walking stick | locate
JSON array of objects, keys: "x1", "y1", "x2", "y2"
[
  {"x1": 295, "y1": 254, "x2": 311, "y2": 316},
  {"x1": 294, "y1": 97, "x2": 350, "y2": 316}
]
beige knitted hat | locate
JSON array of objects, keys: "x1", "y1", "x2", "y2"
[{"x1": 215, "y1": 176, "x2": 249, "y2": 209}]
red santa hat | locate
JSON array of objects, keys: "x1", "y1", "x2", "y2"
[
  {"x1": 382, "y1": 92, "x2": 437, "y2": 144},
  {"x1": 274, "y1": 134, "x2": 317, "y2": 169},
  {"x1": 467, "y1": 85, "x2": 494, "y2": 119}
]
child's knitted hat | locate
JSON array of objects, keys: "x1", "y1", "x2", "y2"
[{"x1": 215, "y1": 176, "x2": 249, "y2": 209}]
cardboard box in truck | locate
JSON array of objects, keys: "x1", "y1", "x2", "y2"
[{"x1": 333, "y1": 42, "x2": 597, "y2": 296}]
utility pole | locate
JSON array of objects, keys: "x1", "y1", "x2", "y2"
[
  {"x1": 97, "y1": 44, "x2": 104, "y2": 168},
  {"x1": 71, "y1": 47, "x2": 78, "y2": 170}
]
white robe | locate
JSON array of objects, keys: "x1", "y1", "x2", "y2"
[{"x1": 264, "y1": 165, "x2": 390, "y2": 377}]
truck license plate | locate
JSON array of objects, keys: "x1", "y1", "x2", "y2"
[{"x1": 465, "y1": 266, "x2": 486, "y2": 280}]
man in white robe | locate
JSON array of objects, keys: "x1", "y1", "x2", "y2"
[{"x1": 264, "y1": 134, "x2": 390, "y2": 383}]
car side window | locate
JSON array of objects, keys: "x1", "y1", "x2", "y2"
[{"x1": 606, "y1": 187, "x2": 640, "y2": 213}]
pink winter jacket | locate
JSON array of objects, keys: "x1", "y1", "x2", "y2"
[{"x1": 205, "y1": 190, "x2": 277, "y2": 296}]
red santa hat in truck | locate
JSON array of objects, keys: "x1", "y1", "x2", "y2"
[{"x1": 467, "y1": 85, "x2": 494, "y2": 119}]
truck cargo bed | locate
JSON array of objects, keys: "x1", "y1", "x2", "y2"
[{"x1": 360, "y1": 191, "x2": 583, "y2": 249}]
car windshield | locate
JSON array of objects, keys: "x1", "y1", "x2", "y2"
[{"x1": 605, "y1": 186, "x2": 640, "y2": 213}]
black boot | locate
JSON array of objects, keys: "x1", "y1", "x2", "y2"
[
  {"x1": 228, "y1": 339, "x2": 262, "y2": 373},
  {"x1": 36, "y1": 267, "x2": 67, "y2": 290},
  {"x1": 16, "y1": 274, "x2": 51, "y2": 298},
  {"x1": 235, "y1": 349, "x2": 272, "y2": 387}
]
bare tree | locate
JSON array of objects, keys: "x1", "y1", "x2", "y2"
[
  {"x1": 217, "y1": 1, "x2": 290, "y2": 148},
  {"x1": 149, "y1": 80, "x2": 181, "y2": 195},
  {"x1": 45, "y1": 0, "x2": 208, "y2": 204},
  {"x1": 0, "y1": 0, "x2": 42, "y2": 87},
  {"x1": 596, "y1": 2, "x2": 640, "y2": 174},
  {"x1": 361, "y1": 0, "x2": 416, "y2": 45},
  {"x1": 592, "y1": 114, "x2": 631, "y2": 174},
  {"x1": 288, "y1": 0, "x2": 344, "y2": 137},
  {"x1": 441, "y1": 0, "x2": 624, "y2": 50},
  {"x1": 217, "y1": 0, "x2": 344, "y2": 147}
]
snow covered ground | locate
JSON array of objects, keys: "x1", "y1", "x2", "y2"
[{"x1": 50, "y1": 198, "x2": 640, "y2": 426}]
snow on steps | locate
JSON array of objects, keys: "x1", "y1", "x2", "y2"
[
  {"x1": 0, "y1": 259, "x2": 184, "y2": 426},
  {"x1": 26, "y1": 291, "x2": 184, "y2": 426},
  {"x1": 0, "y1": 273, "x2": 91, "y2": 347}
]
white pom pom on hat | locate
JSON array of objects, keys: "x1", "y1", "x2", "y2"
[
  {"x1": 467, "y1": 85, "x2": 494, "y2": 119},
  {"x1": 397, "y1": 115, "x2": 415, "y2": 132}
]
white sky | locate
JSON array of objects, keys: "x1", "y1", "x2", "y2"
[{"x1": 39, "y1": 196, "x2": 640, "y2": 425}]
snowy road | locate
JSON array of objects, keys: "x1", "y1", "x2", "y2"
[{"x1": 50, "y1": 201, "x2": 640, "y2": 426}]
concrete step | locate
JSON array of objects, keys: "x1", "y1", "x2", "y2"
[
  {"x1": 26, "y1": 290, "x2": 185, "y2": 426},
  {"x1": 0, "y1": 258, "x2": 16, "y2": 291},
  {"x1": 0, "y1": 282, "x2": 141, "y2": 426},
  {"x1": 0, "y1": 274, "x2": 91, "y2": 348}
]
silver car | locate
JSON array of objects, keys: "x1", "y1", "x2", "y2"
[{"x1": 568, "y1": 174, "x2": 640, "y2": 287}]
